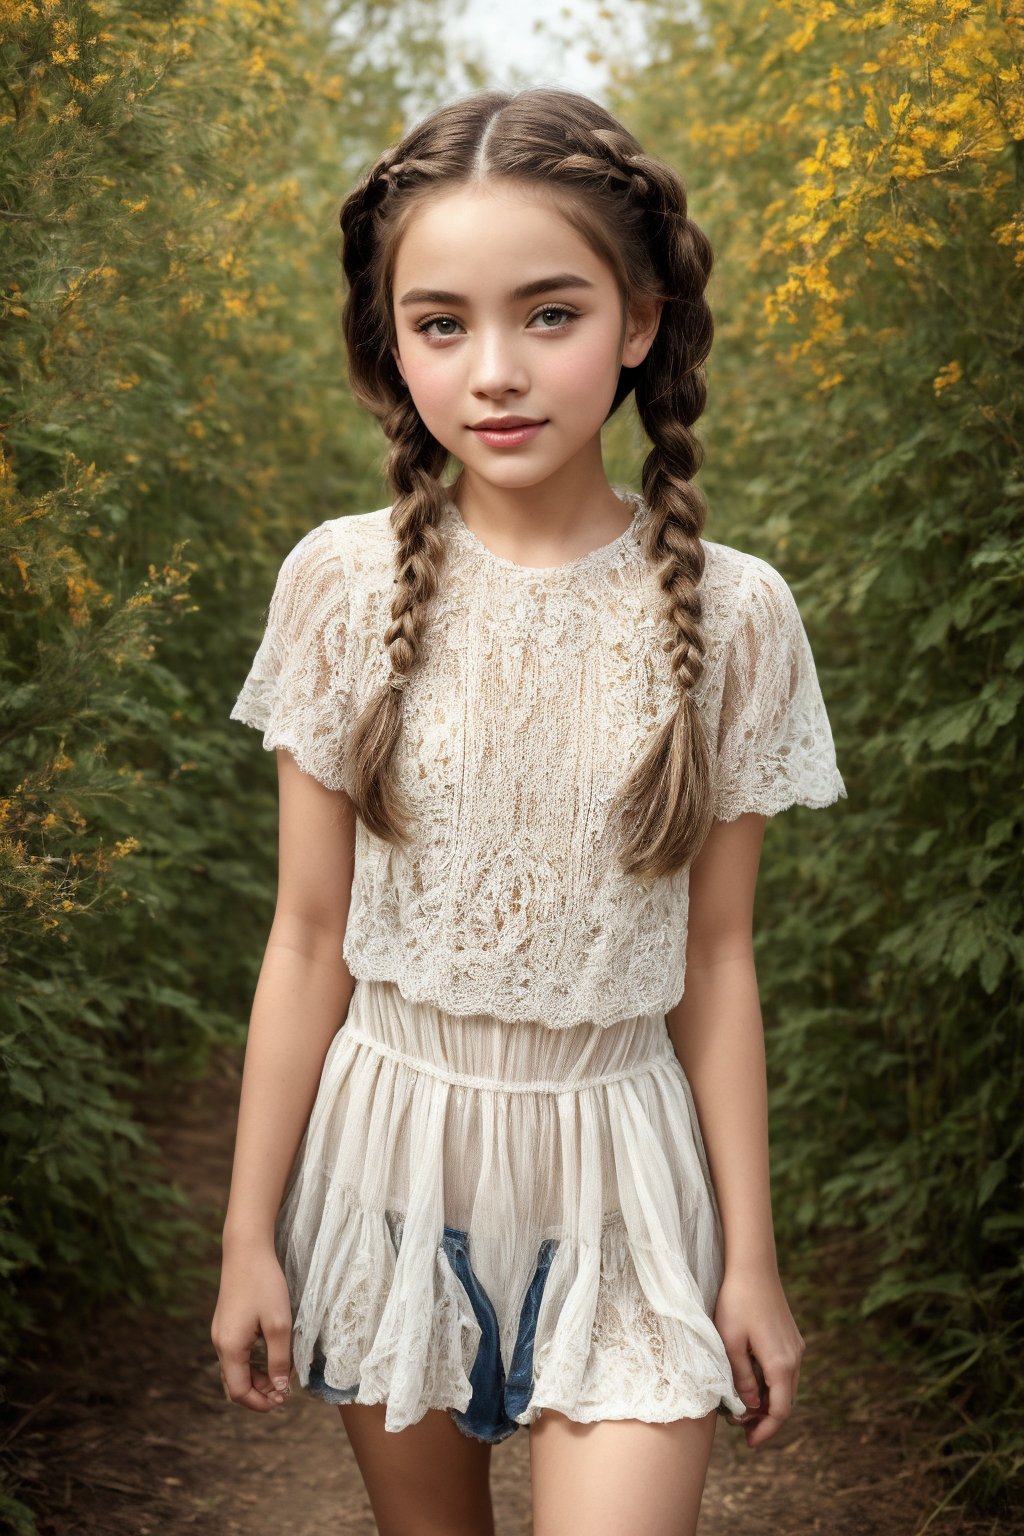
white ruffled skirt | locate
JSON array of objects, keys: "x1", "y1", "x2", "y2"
[{"x1": 275, "y1": 977, "x2": 747, "y2": 1432}]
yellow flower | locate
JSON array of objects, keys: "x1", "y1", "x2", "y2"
[{"x1": 933, "y1": 360, "x2": 963, "y2": 394}]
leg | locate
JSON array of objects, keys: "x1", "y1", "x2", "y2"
[
  {"x1": 338, "y1": 1401, "x2": 497, "y2": 1536},
  {"x1": 529, "y1": 1407, "x2": 718, "y2": 1536}
]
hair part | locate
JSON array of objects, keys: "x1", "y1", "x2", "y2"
[{"x1": 338, "y1": 87, "x2": 717, "y2": 881}]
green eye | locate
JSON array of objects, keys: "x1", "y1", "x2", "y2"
[
  {"x1": 415, "y1": 304, "x2": 580, "y2": 338},
  {"x1": 531, "y1": 305, "x2": 578, "y2": 328},
  {"x1": 416, "y1": 314, "x2": 461, "y2": 337}
]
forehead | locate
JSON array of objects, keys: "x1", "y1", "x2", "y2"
[{"x1": 391, "y1": 182, "x2": 613, "y2": 296}]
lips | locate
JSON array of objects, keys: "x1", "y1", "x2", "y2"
[
  {"x1": 468, "y1": 418, "x2": 548, "y2": 449},
  {"x1": 470, "y1": 417, "x2": 546, "y2": 430}
]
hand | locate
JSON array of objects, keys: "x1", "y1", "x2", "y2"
[
  {"x1": 211, "y1": 1241, "x2": 294, "y2": 1412},
  {"x1": 714, "y1": 1260, "x2": 805, "y2": 1448}
]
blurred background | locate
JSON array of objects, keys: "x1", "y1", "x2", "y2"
[{"x1": 1, "y1": 1, "x2": 1021, "y2": 1532}]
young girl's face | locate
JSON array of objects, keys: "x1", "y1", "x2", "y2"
[{"x1": 390, "y1": 181, "x2": 658, "y2": 495}]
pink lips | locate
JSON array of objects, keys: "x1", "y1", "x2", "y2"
[{"x1": 469, "y1": 416, "x2": 547, "y2": 449}]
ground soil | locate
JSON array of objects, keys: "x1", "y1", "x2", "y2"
[{"x1": 2, "y1": 1045, "x2": 1018, "y2": 1536}]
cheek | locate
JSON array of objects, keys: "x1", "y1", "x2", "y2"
[
  {"x1": 544, "y1": 324, "x2": 623, "y2": 407},
  {"x1": 397, "y1": 345, "x2": 459, "y2": 423}
]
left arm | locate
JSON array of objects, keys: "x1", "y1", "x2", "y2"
[
  {"x1": 667, "y1": 812, "x2": 776, "y2": 1271},
  {"x1": 666, "y1": 810, "x2": 805, "y2": 1448}
]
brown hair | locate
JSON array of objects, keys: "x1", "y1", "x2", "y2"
[{"x1": 339, "y1": 87, "x2": 716, "y2": 881}]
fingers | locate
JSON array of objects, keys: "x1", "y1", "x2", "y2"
[
  {"x1": 722, "y1": 1333, "x2": 764, "y2": 1416},
  {"x1": 213, "y1": 1327, "x2": 292, "y2": 1412},
  {"x1": 745, "y1": 1374, "x2": 790, "y2": 1446},
  {"x1": 264, "y1": 1313, "x2": 294, "y2": 1402},
  {"x1": 252, "y1": 1366, "x2": 290, "y2": 1406},
  {"x1": 743, "y1": 1343, "x2": 804, "y2": 1448},
  {"x1": 219, "y1": 1355, "x2": 279, "y2": 1412}
]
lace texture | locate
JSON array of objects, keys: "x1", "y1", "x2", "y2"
[
  {"x1": 230, "y1": 493, "x2": 847, "y2": 1028},
  {"x1": 276, "y1": 978, "x2": 748, "y2": 1431}
]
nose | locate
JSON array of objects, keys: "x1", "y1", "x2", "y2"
[{"x1": 468, "y1": 324, "x2": 529, "y2": 399}]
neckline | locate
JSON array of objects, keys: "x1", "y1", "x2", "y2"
[{"x1": 442, "y1": 489, "x2": 646, "y2": 576}]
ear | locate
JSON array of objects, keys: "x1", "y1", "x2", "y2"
[
  {"x1": 391, "y1": 343, "x2": 406, "y2": 384},
  {"x1": 621, "y1": 298, "x2": 662, "y2": 369}
]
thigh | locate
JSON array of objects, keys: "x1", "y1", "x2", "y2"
[
  {"x1": 337, "y1": 1401, "x2": 496, "y2": 1536},
  {"x1": 529, "y1": 1408, "x2": 718, "y2": 1536}
]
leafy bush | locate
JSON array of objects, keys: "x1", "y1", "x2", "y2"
[
  {"x1": 612, "y1": 0, "x2": 1023, "y2": 1512},
  {"x1": 0, "y1": 4, "x2": 463, "y2": 1526}
]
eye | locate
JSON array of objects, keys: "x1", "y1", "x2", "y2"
[
  {"x1": 417, "y1": 311, "x2": 463, "y2": 339},
  {"x1": 411, "y1": 302, "x2": 580, "y2": 339},
  {"x1": 528, "y1": 304, "x2": 579, "y2": 330}
]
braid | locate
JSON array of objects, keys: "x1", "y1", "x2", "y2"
[
  {"x1": 554, "y1": 128, "x2": 663, "y2": 204},
  {"x1": 345, "y1": 399, "x2": 449, "y2": 844},
  {"x1": 346, "y1": 439, "x2": 445, "y2": 847},
  {"x1": 380, "y1": 400, "x2": 448, "y2": 697},
  {"x1": 339, "y1": 158, "x2": 453, "y2": 844},
  {"x1": 338, "y1": 86, "x2": 720, "y2": 878},
  {"x1": 554, "y1": 126, "x2": 718, "y2": 880}
]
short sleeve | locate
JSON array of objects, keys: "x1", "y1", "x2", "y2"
[
  {"x1": 229, "y1": 521, "x2": 355, "y2": 793},
  {"x1": 711, "y1": 558, "x2": 847, "y2": 821}
]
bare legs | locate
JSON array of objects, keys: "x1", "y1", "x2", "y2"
[
  {"x1": 530, "y1": 1407, "x2": 718, "y2": 1536},
  {"x1": 338, "y1": 1402, "x2": 496, "y2": 1536},
  {"x1": 337, "y1": 1401, "x2": 718, "y2": 1536}
]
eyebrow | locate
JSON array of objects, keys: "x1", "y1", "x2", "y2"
[{"x1": 397, "y1": 273, "x2": 596, "y2": 307}]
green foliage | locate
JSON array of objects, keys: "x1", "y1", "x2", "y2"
[
  {"x1": 0, "y1": 1, "x2": 469, "y2": 1520},
  {"x1": 612, "y1": 0, "x2": 1024, "y2": 1514}
]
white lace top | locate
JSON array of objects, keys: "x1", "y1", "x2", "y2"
[{"x1": 230, "y1": 491, "x2": 847, "y2": 1029}]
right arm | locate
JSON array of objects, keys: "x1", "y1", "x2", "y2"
[{"x1": 211, "y1": 747, "x2": 357, "y2": 1411}]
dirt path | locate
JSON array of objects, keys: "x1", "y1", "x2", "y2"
[{"x1": 4, "y1": 1045, "x2": 1014, "y2": 1536}]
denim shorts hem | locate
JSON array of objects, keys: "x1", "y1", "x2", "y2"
[
  {"x1": 448, "y1": 1408, "x2": 522, "y2": 1444},
  {"x1": 302, "y1": 1370, "x2": 528, "y2": 1444},
  {"x1": 302, "y1": 1372, "x2": 360, "y2": 1407}
]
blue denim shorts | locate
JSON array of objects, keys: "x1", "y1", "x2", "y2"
[{"x1": 306, "y1": 1217, "x2": 559, "y2": 1444}]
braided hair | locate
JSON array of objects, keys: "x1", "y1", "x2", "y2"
[{"x1": 339, "y1": 88, "x2": 716, "y2": 881}]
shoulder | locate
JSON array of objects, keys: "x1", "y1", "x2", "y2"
[
  {"x1": 329, "y1": 505, "x2": 396, "y2": 567},
  {"x1": 259, "y1": 509, "x2": 394, "y2": 650},
  {"x1": 277, "y1": 506, "x2": 394, "y2": 588},
  {"x1": 699, "y1": 537, "x2": 802, "y2": 648}
]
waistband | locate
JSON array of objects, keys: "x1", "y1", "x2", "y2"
[{"x1": 343, "y1": 977, "x2": 676, "y2": 1092}]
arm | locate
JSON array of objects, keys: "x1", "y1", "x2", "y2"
[
  {"x1": 667, "y1": 812, "x2": 774, "y2": 1269},
  {"x1": 212, "y1": 748, "x2": 357, "y2": 1411},
  {"x1": 666, "y1": 811, "x2": 805, "y2": 1448}
]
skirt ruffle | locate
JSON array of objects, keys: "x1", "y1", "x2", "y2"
[{"x1": 274, "y1": 978, "x2": 747, "y2": 1431}]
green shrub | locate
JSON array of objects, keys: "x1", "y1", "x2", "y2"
[{"x1": 613, "y1": 0, "x2": 1023, "y2": 1511}]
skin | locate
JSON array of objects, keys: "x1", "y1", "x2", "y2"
[
  {"x1": 390, "y1": 180, "x2": 661, "y2": 562},
  {"x1": 212, "y1": 179, "x2": 804, "y2": 1536}
]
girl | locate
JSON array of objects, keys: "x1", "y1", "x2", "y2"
[{"x1": 213, "y1": 87, "x2": 847, "y2": 1536}]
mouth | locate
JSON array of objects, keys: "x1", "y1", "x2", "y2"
[
  {"x1": 468, "y1": 417, "x2": 548, "y2": 448},
  {"x1": 470, "y1": 416, "x2": 546, "y2": 429}
]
